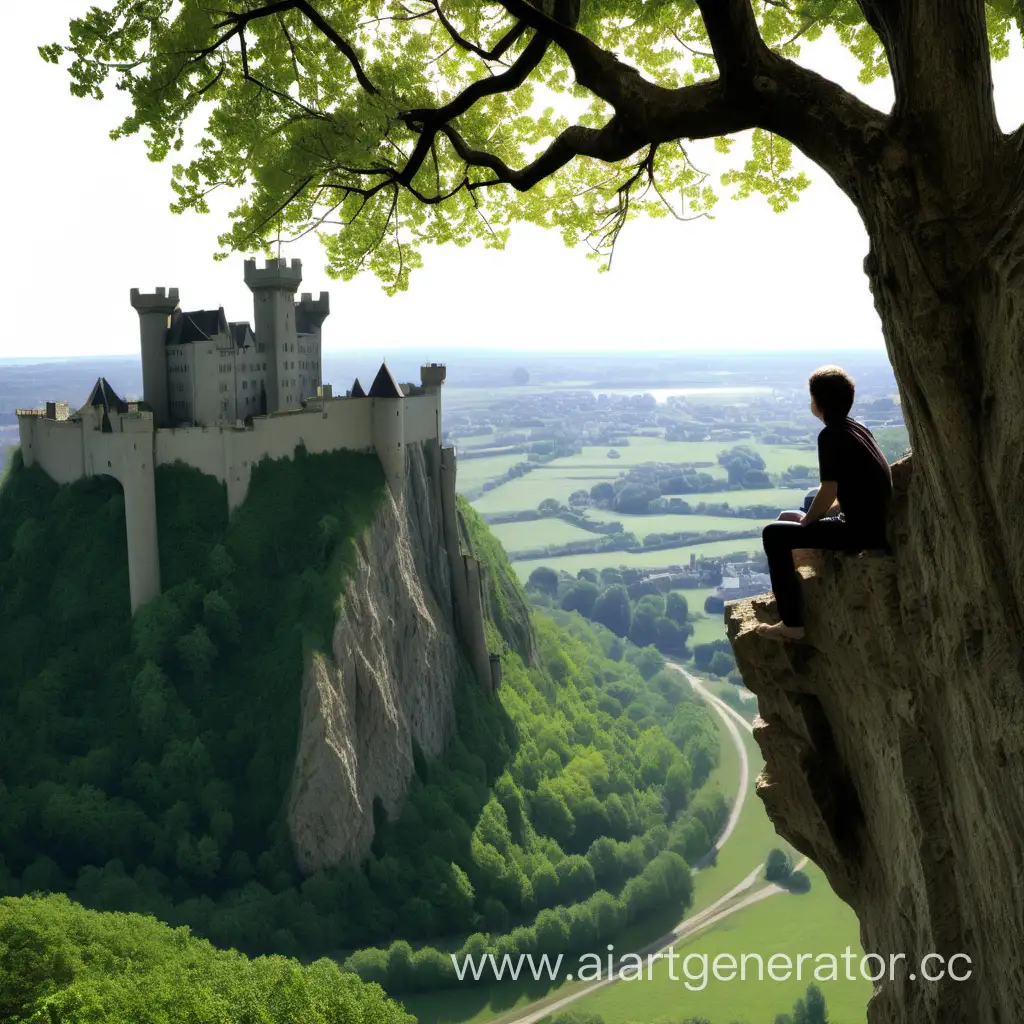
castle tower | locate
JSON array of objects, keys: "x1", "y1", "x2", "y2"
[
  {"x1": 420, "y1": 363, "x2": 446, "y2": 442},
  {"x1": 244, "y1": 258, "x2": 302, "y2": 413},
  {"x1": 369, "y1": 362, "x2": 405, "y2": 495},
  {"x1": 297, "y1": 292, "x2": 330, "y2": 395},
  {"x1": 130, "y1": 286, "x2": 179, "y2": 428}
]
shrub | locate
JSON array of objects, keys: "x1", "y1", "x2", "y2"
[{"x1": 765, "y1": 848, "x2": 793, "y2": 882}]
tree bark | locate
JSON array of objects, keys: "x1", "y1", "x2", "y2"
[{"x1": 729, "y1": 124, "x2": 1024, "y2": 1021}]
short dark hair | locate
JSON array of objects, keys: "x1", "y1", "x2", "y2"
[{"x1": 808, "y1": 365, "x2": 855, "y2": 422}]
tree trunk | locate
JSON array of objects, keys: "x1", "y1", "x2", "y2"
[{"x1": 728, "y1": 162, "x2": 1024, "y2": 1023}]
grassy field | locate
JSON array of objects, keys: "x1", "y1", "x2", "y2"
[
  {"x1": 682, "y1": 587, "x2": 733, "y2": 647},
  {"x1": 572, "y1": 862, "x2": 869, "y2": 1024},
  {"x1": 490, "y1": 518, "x2": 598, "y2": 551},
  {"x1": 511, "y1": 538, "x2": 764, "y2": 580},
  {"x1": 467, "y1": 438, "x2": 814, "y2": 516},
  {"x1": 474, "y1": 476, "x2": 808, "y2": 516},
  {"x1": 586, "y1": 509, "x2": 776, "y2": 536},
  {"x1": 550, "y1": 440, "x2": 816, "y2": 474},
  {"x1": 457, "y1": 454, "x2": 529, "y2": 492}
]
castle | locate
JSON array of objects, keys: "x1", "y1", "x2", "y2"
[{"x1": 15, "y1": 258, "x2": 495, "y2": 688}]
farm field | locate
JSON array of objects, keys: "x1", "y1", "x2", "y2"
[
  {"x1": 466, "y1": 437, "x2": 814, "y2": 515},
  {"x1": 456, "y1": 453, "x2": 526, "y2": 491},
  {"x1": 586, "y1": 509, "x2": 776, "y2": 535},
  {"x1": 552, "y1": 439, "x2": 816, "y2": 473},
  {"x1": 474, "y1": 474, "x2": 808, "y2": 517},
  {"x1": 573, "y1": 862, "x2": 869, "y2": 1024},
  {"x1": 489, "y1": 518, "x2": 597, "y2": 551},
  {"x1": 663, "y1": 485, "x2": 808, "y2": 511},
  {"x1": 677, "y1": 587, "x2": 731, "y2": 647},
  {"x1": 511, "y1": 538, "x2": 765, "y2": 580}
]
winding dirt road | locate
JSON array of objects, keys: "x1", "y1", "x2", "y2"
[{"x1": 495, "y1": 665, "x2": 802, "y2": 1024}]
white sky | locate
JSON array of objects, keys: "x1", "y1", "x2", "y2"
[{"x1": 2, "y1": 6, "x2": 1023, "y2": 359}]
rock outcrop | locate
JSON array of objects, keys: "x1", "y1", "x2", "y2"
[
  {"x1": 286, "y1": 443, "x2": 463, "y2": 872},
  {"x1": 726, "y1": 455, "x2": 1024, "y2": 1024}
]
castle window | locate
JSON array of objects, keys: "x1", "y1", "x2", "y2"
[{"x1": 242, "y1": 380, "x2": 248, "y2": 389}]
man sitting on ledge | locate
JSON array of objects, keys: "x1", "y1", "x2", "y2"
[{"x1": 757, "y1": 365, "x2": 893, "y2": 642}]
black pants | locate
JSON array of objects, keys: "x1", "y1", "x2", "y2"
[{"x1": 761, "y1": 516, "x2": 879, "y2": 627}]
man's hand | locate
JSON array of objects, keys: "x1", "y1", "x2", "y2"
[{"x1": 802, "y1": 481, "x2": 839, "y2": 525}]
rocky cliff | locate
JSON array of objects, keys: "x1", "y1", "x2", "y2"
[
  {"x1": 726, "y1": 455, "x2": 1024, "y2": 1024},
  {"x1": 287, "y1": 442, "x2": 465, "y2": 873}
]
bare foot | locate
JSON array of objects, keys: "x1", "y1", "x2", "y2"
[{"x1": 756, "y1": 622, "x2": 806, "y2": 643}]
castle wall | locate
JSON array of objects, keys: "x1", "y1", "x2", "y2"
[
  {"x1": 404, "y1": 392, "x2": 441, "y2": 444},
  {"x1": 157, "y1": 396, "x2": 376, "y2": 510},
  {"x1": 372, "y1": 397, "x2": 405, "y2": 496},
  {"x1": 18, "y1": 416, "x2": 86, "y2": 483},
  {"x1": 84, "y1": 424, "x2": 161, "y2": 611}
]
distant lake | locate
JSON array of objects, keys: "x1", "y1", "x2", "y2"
[{"x1": 590, "y1": 386, "x2": 774, "y2": 403}]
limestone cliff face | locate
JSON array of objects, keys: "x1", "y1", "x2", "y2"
[
  {"x1": 726, "y1": 455, "x2": 1024, "y2": 1024},
  {"x1": 286, "y1": 443, "x2": 463, "y2": 873}
]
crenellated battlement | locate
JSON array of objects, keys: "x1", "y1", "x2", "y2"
[
  {"x1": 420, "y1": 363, "x2": 447, "y2": 390},
  {"x1": 244, "y1": 257, "x2": 303, "y2": 292},
  {"x1": 298, "y1": 291, "x2": 330, "y2": 329},
  {"x1": 130, "y1": 286, "x2": 180, "y2": 313}
]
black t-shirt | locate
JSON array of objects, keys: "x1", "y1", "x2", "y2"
[{"x1": 817, "y1": 418, "x2": 893, "y2": 541}]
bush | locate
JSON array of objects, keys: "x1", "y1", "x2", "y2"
[
  {"x1": 590, "y1": 585, "x2": 632, "y2": 638},
  {"x1": 527, "y1": 566, "x2": 560, "y2": 597},
  {"x1": 765, "y1": 848, "x2": 793, "y2": 882},
  {"x1": 708, "y1": 650, "x2": 736, "y2": 677},
  {"x1": 693, "y1": 639, "x2": 733, "y2": 671},
  {"x1": 784, "y1": 869, "x2": 811, "y2": 894}
]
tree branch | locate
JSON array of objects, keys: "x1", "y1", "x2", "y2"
[
  {"x1": 439, "y1": 117, "x2": 643, "y2": 191},
  {"x1": 694, "y1": 0, "x2": 767, "y2": 84},
  {"x1": 212, "y1": 0, "x2": 378, "y2": 94},
  {"x1": 428, "y1": 1, "x2": 527, "y2": 62}
]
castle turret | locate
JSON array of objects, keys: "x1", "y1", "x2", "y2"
[
  {"x1": 130, "y1": 286, "x2": 179, "y2": 427},
  {"x1": 244, "y1": 258, "x2": 302, "y2": 413},
  {"x1": 420, "y1": 362, "x2": 446, "y2": 442},
  {"x1": 420, "y1": 363, "x2": 446, "y2": 391},
  {"x1": 369, "y1": 362, "x2": 405, "y2": 495},
  {"x1": 296, "y1": 291, "x2": 329, "y2": 397}
]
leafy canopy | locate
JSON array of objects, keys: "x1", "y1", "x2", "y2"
[{"x1": 45, "y1": 1, "x2": 1020, "y2": 291}]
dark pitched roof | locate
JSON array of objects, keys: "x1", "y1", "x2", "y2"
[
  {"x1": 229, "y1": 322, "x2": 254, "y2": 349},
  {"x1": 368, "y1": 363, "x2": 402, "y2": 399},
  {"x1": 166, "y1": 307, "x2": 229, "y2": 346},
  {"x1": 350, "y1": 378, "x2": 366, "y2": 398},
  {"x1": 83, "y1": 377, "x2": 128, "y2": 415}
]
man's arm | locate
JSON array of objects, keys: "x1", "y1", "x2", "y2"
[{"x1": 803, "y1": 481, "x2": 839, "y2": 525}]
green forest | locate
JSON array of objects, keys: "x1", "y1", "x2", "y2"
[
  {"x1": 0, "y1": 449, "x2": 725, "y2": 993},
  {"x1": 0, "y1": 893, "x2": 413, "y2": 1024}
]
